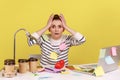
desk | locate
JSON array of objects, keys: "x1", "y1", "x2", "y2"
[{"x1": 0, "y1": 67, "x2": 120, "y2": 80}]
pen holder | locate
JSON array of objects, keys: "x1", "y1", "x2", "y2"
[
  {"x1": 2, "y1": 59, "x2": 17, "y2": 78},
  {"x1": 18, "y1": 59, "x2": 28, "y2": 73},
  {"x1": 28, "y1": 57, "x2": 38, "y2": 73}
]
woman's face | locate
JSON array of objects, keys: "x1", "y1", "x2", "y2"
[{"x1": 49, "y1": 20, "x2": 64, "y2": 40}]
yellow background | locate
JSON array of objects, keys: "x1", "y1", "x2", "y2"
[{"x1": 0, "y1": 0, "x2": 120, "y2": 69}]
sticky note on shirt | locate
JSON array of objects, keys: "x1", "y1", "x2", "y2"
[
  {"x1": 105, "y1": 56, "x2": 115, "y2": 64},
  {"x1": 99, "y1": 49, "x2": 106, "y2": 58},
  {"x1": 59, "y1": 43, "x2": 67, "y2": 51},
  {"x1": 50, "y1": 52, "x2": 58, "y2": 60},
  {"x1": 94, "y1": 66, "x2": 104, "y2": 76},
  {"x1": 42, "y1": 35, "x2": 49, "y2": 41},
  {"x1": 111, "y1": 47, "x2": 117, "y2": 56}
]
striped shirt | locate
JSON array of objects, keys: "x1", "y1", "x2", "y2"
[{"x1": 32, "y1": 32, "x2": 85, "y2": 66}]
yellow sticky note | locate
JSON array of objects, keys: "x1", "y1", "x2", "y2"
[
  {"x1": 50, "y1": 52, "x2": 58, "y2": 60},
  {"x1": 94, "y1": 66, "x2": 104, "y2": 76},
  {"x1": 61, "y1": 70, "x2": 69, "y2": 74},
  {"x1": 73, "y1": 65, "x2": 81, "y2": 70}
]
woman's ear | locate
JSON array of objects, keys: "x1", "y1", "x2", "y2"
[
  {"x1": 62, "y1": 27, "x2": 65, "y2": 32},
  {"x1": 48, "y1": 27, "x2": 50, "y2": 32}
]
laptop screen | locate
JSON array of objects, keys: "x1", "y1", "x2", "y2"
[{"x1": 98, "y1": 45, "x2": 120, "y2": 73}]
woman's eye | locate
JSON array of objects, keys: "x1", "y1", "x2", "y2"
[
  {"x1": 51, "y1": 25, "x2": 55, "y2": 28},
  {"x1": 58, "y1": 25, "x2": 62, "y2": 28}
]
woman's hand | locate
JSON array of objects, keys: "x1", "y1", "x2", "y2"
[
  {"x1": 60, "y1": 14, "x2": 76, "y2": 35},
  {"x1": 46, "y1": 14, "x2": 54, "y2": 28},
  {"x1": 59, "y1": 14, "x2": 68, "y2": 29},
  {"x1": 36, "y1": 14, "x2": 54, "y2": 36}
]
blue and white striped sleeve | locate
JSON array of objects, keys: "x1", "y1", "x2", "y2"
[
  {"x1": 31, "y1": 32, "x2": 43, "y2": 45},
  {"x1": 69, "y1": 32, "x2": 86, "y2": 46}
]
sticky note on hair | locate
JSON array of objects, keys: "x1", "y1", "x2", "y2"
[
  {"x1": 111, "y1": 47, "x2": 117, "y2": 56},
  {"x1": 105, "y1": 56, "x2": 115, "y2": 64},
  {"x1": 99, "y1": 49, "x2": 106, "y2": 58},
  {"x1": 94, "y1": 66, "x2": 104, "y2": 76},
  {"x1": 50, "y1": 52, "x2": 58, "y2": 60}
]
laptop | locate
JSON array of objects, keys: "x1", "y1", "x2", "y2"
[
  {"x1": 97, "y1": 45, "x2": 120, "y2": 73},
  {"x1": 66, "y1": 45, "x2": 120, "y2": 75}
]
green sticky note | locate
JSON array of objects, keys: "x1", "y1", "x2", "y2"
[
  {"x1": 43, "y1": 35, "x2": 49, "y2": 41},
  {"x1": 99, "y1": 49, "x2": 106, "y2": 58}
]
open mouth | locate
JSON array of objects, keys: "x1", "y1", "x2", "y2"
[{"x1": 55, "y1": 33, "x2": 59, "y2": 35}]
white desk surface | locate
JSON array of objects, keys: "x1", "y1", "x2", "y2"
[{"x1": 0, "y1": 67, "x2": 120, "y2": 80}]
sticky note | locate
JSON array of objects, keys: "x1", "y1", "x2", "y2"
[
  {"x1": 99, "y1": 49, "x2": 106, "y2": 58},
  {"x1": 73, "y1": 65, "x2": 81, "y2": 70},
  {"x1": 59, "y1": 43, "x2": 67, "y2": 51},
  {"x1": 50, "y1": 52, "x2": 58, "y2": 60},
  {"x1": 42, "y1": 35, "x2": 49, "y2": 41},
  {"x1": 111, "y1": 47, "x2": 117, "y2": 56},
  {"x1": 94, "y1": 66, "x2": 104, "y2": 76},
  {"x1": 61, "y1": 69, "x2": 70, "y2": 74},
  {"x1": 105, "y1": 56, "x2": 115, "y2": 64}
]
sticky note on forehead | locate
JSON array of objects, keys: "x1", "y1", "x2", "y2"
[{"x1": 50, "y1": 52, "x2": 58, "y2": 60}]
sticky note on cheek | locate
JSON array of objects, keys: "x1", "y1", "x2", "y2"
[
  {"x1": 111, "y1": 47, "x2": 117, "y2": 56},
  {"x1": 50, "y1": 52, "x2": 58, "y2": 60}
]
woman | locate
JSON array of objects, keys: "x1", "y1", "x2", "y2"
[{"x1": 32, "y1": 14, "x2": 86, "y2": 66}]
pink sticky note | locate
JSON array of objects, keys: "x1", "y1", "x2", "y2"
[
  {"x1": 59, "y1": 43, "x2": 67, "y2": 51},
  {"x1": 111, "y1": 47, "x2": 117, "y2": 56}
]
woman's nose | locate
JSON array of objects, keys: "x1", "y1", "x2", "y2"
[{"x1": 55, "y1": 27, "x2": 59, "y2": 31}]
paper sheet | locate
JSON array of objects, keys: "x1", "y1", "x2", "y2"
[{"x1": 73, "y1": 65, "x2": 81, "y2": 70}]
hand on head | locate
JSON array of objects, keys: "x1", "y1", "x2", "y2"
[
  {"x1": 59, "y1": 14, "x2": 67, "y2": 28},
  {"x1": 46, "y1": 13, "x2": 68, "y2": 30},
  {"x1": 46, "y1": 13, "x2": 54, "y2": 28}
]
